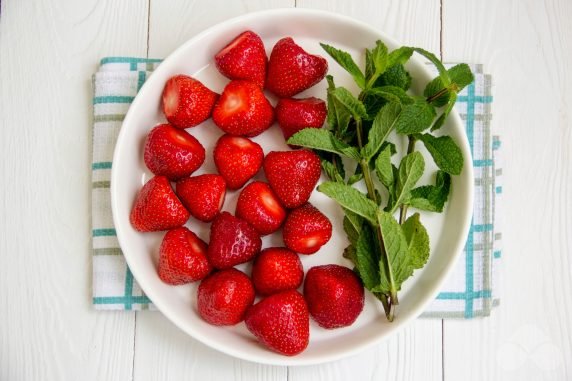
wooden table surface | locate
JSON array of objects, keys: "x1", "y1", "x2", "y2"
[{"x1": 1, "y1": 0, "x2": 571, "y2": 380}]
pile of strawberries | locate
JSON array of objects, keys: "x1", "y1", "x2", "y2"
[{"x1": 129, "y1": 31, "x2": 365, "y2": 356}]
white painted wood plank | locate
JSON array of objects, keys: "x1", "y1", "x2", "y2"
[
  {"x1": 134, "y1": 313, "x2": 287, "y2": 381},
  {"x1": 289, "y1": 1, "x2": 443, "y2": 380},
  {"x1": 147, "y1": 0, "x2": 295, "y2": 58},
  {"x1": 0, "y1": 0, "x2": 149, "y2": 380},
  {"x1": 442, "y1": 0, "x2": 572, "y2": 380},
  {"x1": 136, "y1": 4, "x2": 291, "y2": 381},
  {"x1": 288, "y1": 320, "x2": 442, "y2": 381},
  {"x1": 296, "y1": 0, "x2": 441, "y2": 53}
]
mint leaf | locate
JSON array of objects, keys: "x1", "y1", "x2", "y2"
[
  {"x1": 288, "y1": 128, "x2": 361, "y2": 161},
  {"x1": 318, "y1": 182, "x2": 379, "y2": 225},
  {"x1": 411, "y1": 47, "x2": 450, "y2": 85},
  {"x1": 387, "y1": 46, "x2": 414, "y2": 68},
  {"x1": 416, "y1": 133, "x2": 464, "y2": 175},
  {"x1": 391, "y1": 151, "x2": 425, "y2": 212},
  {"x1": 394, "y1": 99, "x2": 436, "y2": 134},
  {"x1": 331, "y1": 87, "x2": 368, "y2": 120},
  {"x1": 364, "y1": 86, "x2": 414, "y2": 105},
  {"x1": 376, "y1": 211, "x2": 410, "y2": 293},
  {"x1": 343, "y1": 244, "x2": 358, "y2": 264},
  {"x1": 326, "y1": 76, "x2": 352, "y2": 136},
  {"x1": 321, "y1": 43, "x2": 366, "y2": 89},
  {"x1": 375, "y1": 144, "x2": 394, "y2": 189},
  {"x1": 402, "y1": 213, "x2": 430, "y2": 269},
  {"x1": 365, "y1": 49, "x2": 374, "y2": 80},
  {"x1": 448, "y1": 63, "x2": 474, "y2": 90},
  {"x1": 409, "y1": 170, "x2": 451, "y2": 212},
  {"x1": 343, "y1": 209, "x2": 363, "y2": 235},
  {"x1": 343, "y1": 215, "x2": 360, "y2": 246},
  {"x1": 348, "y1": 173, "x2": 364, "y2": 185},
  {"x1": 320, "y1": 158, "x2": 344, "y2": 183},
  {"x1": 377, "y1": 64, "x2": 412, "y2": 90},
  {"x1": 431, "y1": 92, "x2": 457, "y2": 131},
  {"x1": 362, "y1": 102, "x2": 402, "y2": 160},
  {"x1": 424, "y1": 77, "x2": 452, "y2": 107},
  {"x1": 380, "y1": 141, "x2": 397, "y2": 156},
  {"x1": 356, "y1": 223, "x2": 381, "y2": 290},
  {"x1": 365, "y1": 40, "x2": 389, "y2": 85},
  {"x1": 424, "y1": 64, "x2": 474, "y2": 108}
]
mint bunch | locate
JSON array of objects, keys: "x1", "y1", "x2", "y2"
[{"x1": 287, "y1": 41, "x2": 473, "y2": 321}]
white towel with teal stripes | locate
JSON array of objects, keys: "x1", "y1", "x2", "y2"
[{"x1": 91, "y1": 57, "x2": 501, "y2": 318}]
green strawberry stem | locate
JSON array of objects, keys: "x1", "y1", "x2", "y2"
[{"x1": 355, "y1": 117, "x2": 398, "y2": 321}]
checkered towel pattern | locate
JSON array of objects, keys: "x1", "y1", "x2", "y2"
[{"x1": 91, "y1": 58, "x2": 501, "y2": 318}]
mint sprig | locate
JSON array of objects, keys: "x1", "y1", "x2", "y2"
[{"x1": 287, "y1": 40, "x2": 473, "y2": 321}]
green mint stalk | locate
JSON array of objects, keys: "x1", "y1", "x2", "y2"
[{"x1": 287, "y1": 40, "x2": 473, "y2": 322}]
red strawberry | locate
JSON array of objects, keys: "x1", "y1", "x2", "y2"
[
  {"x1": 235, "y1": 181, "x2": 286, "y2": 235},
  {"x1": 215, "y1": 30, "x2": 267, "y2": 89},
  {"x1": 251, "y1": 247, "x2": 303, "y2": 296},
  {"x1": 158, "y1": 227, "x2": 212, "y2": 285},
  {"x1": 197, "y1": 268, "x2": 255, "y2": 326},
  {"x1": 130, "y1": 176, "x2": 190, "y2": 232},
  {"x1": 144, "y1": 124, "x2": 206, "y2": 180},
  {"x1": 244, "y1": 290, "x2": 309, "y2": 356},
  {"x1": 303, "y1": 265, "x2": 365, "y2": 329},
  {"x1": 266, "y1": 37, "x2": 328, "y2": 98},
  {"x1": 161, "y1": 75, "x2": 218, "y2": 129},
  {"x1": 207, "y1": 212, "x2": 262, "y2": 269},
  {"x1": 213, "y1": 134, "x2": 263, "y2": 190},
  {"x1": 212, "y1": 80, "x2": 274, "y2": 137},
  {"x1": 282, "y1": 203, "x2": 332, "y2": 254},
  {"x1": 176, "y1": 174, "x2": 226, "y2": 222},
  {"x1": 275, "y1": 97, "x2": 327, "y2": 142},
  {"x1": 263, "y1": 150, "x2": 321, "y2": 209}
]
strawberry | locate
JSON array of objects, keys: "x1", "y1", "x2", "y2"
[
  {"x1": 157, "y1": 227, "x2": 212, "y2": 285},
  {"x1": 215, "y1": 30, "x2": 267, "y2": 89},
  {"x1": 161, "y1": 75, "x2": 218, "y2": 129},
  {"x1": 263, "y1": 150, "x2": 321, "y2": 209},
  {"x1": 176, "y1": 174, "x2": 226, "y2": 222},
  {"x1": 207, "y1": 212, "x2": 262, "y2": 269},
  {"x1": 212, "y1": 80, "x2": 274, "y2": 137},
  {"x1": 235, "y1": 181, "x2": 286, "y2": 235},
  {"x1": 197, "y1": 268, "x2": 255, "y2": 326},
  {"x1": 266, "y1": 37, "x2": 328, "y2": 98},
  {"x1": 275, "y1": 97, "x2": 327, "y2": 142},
  {"x1": 213, "y1": 134, "x2": 263, "y2": 190},
  {"x1": 144, "y1": 124, "x2": 206, "y2": 180},
  {"x1": 130, "y1": 176, "x2": 190, "y2": 232},
  {"x1": 303, "y1": 265, "x2": 365, "y2": 329},
  {"x1": 251, "y1": 247, "x2": 303, "y2": 296},
  {"x1": 244, "y1": 290, "x2": 309, "y2": 356},
  {"x1": 282, "y1": 203, "x2": 332, "y2": 254}
]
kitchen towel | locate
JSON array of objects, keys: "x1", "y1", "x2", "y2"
[{"x1": 91, "y1": 58, "x2": 500, "y2": 318}]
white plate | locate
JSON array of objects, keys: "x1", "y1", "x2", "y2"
[{"x1": 111, "y1": 8, "x2": 473, "y2": 366}]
